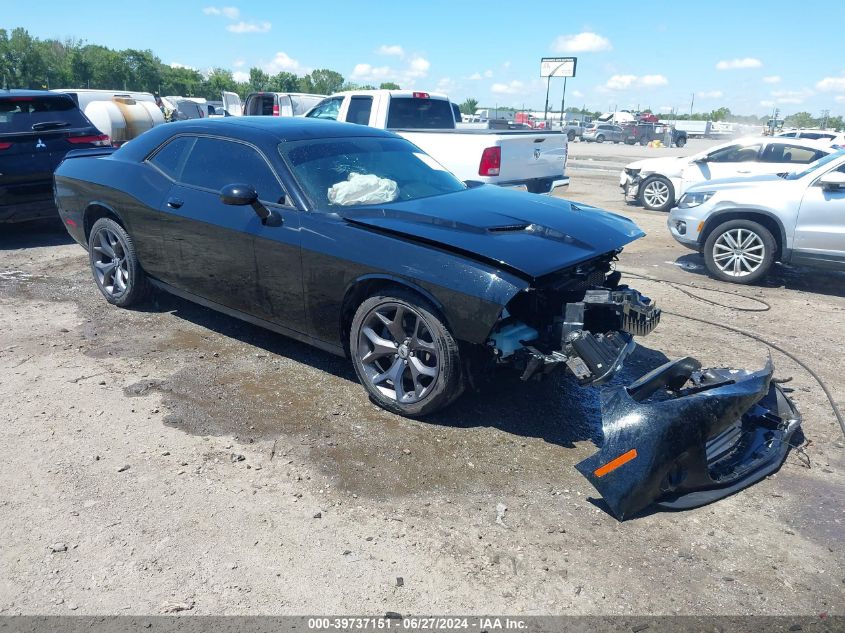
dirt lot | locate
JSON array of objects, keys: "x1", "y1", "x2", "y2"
[{"x1": 1, "y1": 156, "x2": 843, "y2": 616}]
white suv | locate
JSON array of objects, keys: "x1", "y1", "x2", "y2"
[
  {"x1": 621, "y1": 137, "x2": 835, "y2": 211},
  {"x1": 667, "y1": 151, "x2": 845, "y2": 283}
]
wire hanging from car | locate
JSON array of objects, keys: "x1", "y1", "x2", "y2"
[{"x1": 617, "y1": 269, "x2": 844, "y2": 439}]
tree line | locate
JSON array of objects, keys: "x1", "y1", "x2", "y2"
[
  {"x1": 3, "y1": 27, "x2": 842, "y2": 130},
  {"x1": 0, "y1": 27, "x2": 400, "y2": 99}
]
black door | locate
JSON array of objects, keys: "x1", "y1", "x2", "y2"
[{"x1": 153, "y1": 135, "x2": 303, "y2": 323}]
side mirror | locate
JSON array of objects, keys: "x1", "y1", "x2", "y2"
[
  {"x1": 220, "y1": 183, "x2": 258, "y2": 206},
  {"x1": 818, "y1": 171, "x2": 845, "y2": 191}
]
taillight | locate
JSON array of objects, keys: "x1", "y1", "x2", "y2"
[
  {"x1": 68, "y1": 134, "x2": 111, "y2": 147},
  {"x1": 478, "y1": 146, "x2": 501, "y2": 176},
  {"x1": 0, "y1": 142, "x2": 11, "y2": 150},
  {"x1": 272, "y1": 103, "x2": 280, "y2": 116},
  {"x1": 412, "y1": 92, "x2": 430, "y2": 99}
]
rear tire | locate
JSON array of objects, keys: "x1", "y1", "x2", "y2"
[
  {"x1": 350, "y1": 289, "x2": 463, "y2": 417},
  {"x1": 638, "y1": 176, "x2": 674, "y2": 211},
  {"x1": 675, "y1": 136, "x2": 687, "y2": 148},
  {"x1": 567, "y1": 131, "x2": 576, "y2": 142},
  {"x1": 703, "y1": 219, "x2": 775, "y2": 284},
  {"x1": 596, "y1": 134, "x2": 605, "y2": 143},
  {"x1": 88, "y1": 217, "x2": 149, "y2": 307}
]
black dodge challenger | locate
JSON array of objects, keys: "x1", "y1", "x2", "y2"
[{"x1": 53, "y1": 118, "x2": 800, "y2": 519}]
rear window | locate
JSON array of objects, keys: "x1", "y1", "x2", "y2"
[
  {"x1": 386, "y1": 97, "x2": 456, "y2": 129},
  {"x1": 290, "y1": 95, "x2": 324, "y2": 115},
  {"x1": 0, "y1": 95, "x2": 91, "y2": 134},
  {"x1": 247, "y1": 95, "x2": 275, "y2": 116}
]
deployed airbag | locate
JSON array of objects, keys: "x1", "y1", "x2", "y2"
[
  {"x1": 576, "y1": 357, "x2": 801, "y2": 520},
  {"x1": 328, "y1": 173, "x2": 398, "y2": 206}
]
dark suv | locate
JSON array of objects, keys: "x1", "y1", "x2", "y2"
[{"x1": 1, "y1": 90, "x2": 110, "y2": 223}]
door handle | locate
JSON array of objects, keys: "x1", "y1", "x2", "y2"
[{"x1": 166, "y1": 197, "x2": 183, "y2": 209}]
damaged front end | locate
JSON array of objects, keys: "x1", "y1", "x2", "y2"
[
  {"x1": 576, "y1": 357, "x2": 801, "y2": 520},
  {"x1": 483, "y1": 258, "x2": 801, "y2": 519},
  {"x1": 486, "y1": 252, "x2": 660, "y2": 385}
]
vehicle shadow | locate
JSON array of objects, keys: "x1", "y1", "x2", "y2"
[
  {"x1": 672, "y1": 252, "x2": 845, "y2": 299},
  {"x1": 0, "y1": 219, "x2": 73, "y2": 250},
  {"x1": 422, "y1": 343, "x2": 671, "y2": 449},
  {"x1": 139, "y1": 286, "x2": 671, "y2": 450},
  {"x1": 140, "y1": 288, "x2": 357, "y2": 382}
]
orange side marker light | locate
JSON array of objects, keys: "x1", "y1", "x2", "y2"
[{"x1": 594, "y1": 448, "x2": 638, "y2": 478}]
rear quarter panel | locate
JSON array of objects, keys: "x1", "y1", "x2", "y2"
[{"x1": 54, "y1": 156, "x2": 171, "y2": 274}]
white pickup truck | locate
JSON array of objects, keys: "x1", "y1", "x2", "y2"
[{"x1": 304, "y1": 90, "x2": 569, "y2": 194}]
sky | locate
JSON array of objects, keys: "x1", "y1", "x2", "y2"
[{"x1": 4, "y1": 0, "x2": 845, "y2": 117}]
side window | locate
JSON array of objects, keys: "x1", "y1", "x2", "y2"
[
  {"x1": 148, "y1": 136, "x2": 195, "y2": 180},
  {"x1": 305, "y1": 97, "x2": 342, "y2": 120},
  {"x1": 179, "y1": 137, "x2": 285, "y2": 204},
  {"x1": 761, "y1": 143, "x2": 825, "y2": 164},
  {"x1": 346, "y1": 96, "x2": 373, "y2": 125},
  {"x1": 707, "y1": 144, "x2": 762, "y2": 163}
]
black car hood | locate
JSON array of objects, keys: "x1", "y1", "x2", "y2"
[{"x1": 339, "y1": 186, "x2": 645, "y2": 279}]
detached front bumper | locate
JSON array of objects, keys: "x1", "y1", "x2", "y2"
[{"x1": 576, "y1": 357, "x2": 801, "y2": 520}]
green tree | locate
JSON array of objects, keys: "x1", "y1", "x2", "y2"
[
  {"x1": 204, "y1": 68, "x2": 237, "y2": 98},
  {"x1": 268, "y1": 71, "x2": 298, "y2": 92},
  {"x1": 460, "y1": 98, "x2": 479, "y2": 115},
  {"x1": 784, "y1": 111, "x2": 817, "y2": 128},
  {"x1": 122, "y1": 49, "x2": 161, "y2": 92},
  {"x1": 246, "y1": 67, "x2": 269, "y2": 92},
  {"x1": 379, "y1": 81, "x2": 400, "y2": 90},
  {"x1": 299, "y1": 69, "x2": 344, "y2": 95}
]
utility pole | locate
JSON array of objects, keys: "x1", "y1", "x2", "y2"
[
  {"x1": 821, "y1": 109, "x2": 830, "y2": 130},
  {"x1": 559, "y1": 76, "x2": 568, "y2": 126},
  {"x1": 689, "y1": 92, "x2": 695, "y2": 117}
]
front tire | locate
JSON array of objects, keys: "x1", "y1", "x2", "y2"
[
  {"x1": 703, "y1": 220, "x2": 775, "y2": 284},
  {"x1": 675, "y1": 135, "x2": 687, "y2": 148},
  {"x1": 350, "y1": 290, "x2": 463, "y2": 417},
  {"x1": 88, "y1": 217, "x2": 149, "y2": 307},
  {"x1": 596, "y1": 134, "x2": 605, "y2": 143},
  {"x1": 638, "y1": 176, "x2": 675, "y2": 211},
  {"x1": 567, "y1": 131, "x2": 576, "y2": 142}
]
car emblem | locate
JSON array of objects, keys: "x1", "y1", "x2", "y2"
[
  {"x1": 533, "y1": 148, "x2": 541, "y2": 160},
  {"x1": 36, "y1": 139, "x2": 46, "y2": 149}
]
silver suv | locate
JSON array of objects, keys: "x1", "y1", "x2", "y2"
[
  {"x1": 583, "y1": 123, "x2": 625, "y2": 143},
  {"x1": 667, "y1": 151, "x2": 845, "y2": 283}
]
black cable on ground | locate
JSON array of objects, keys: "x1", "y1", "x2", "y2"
[
  {"x1": 619, "y1": 269, "x2": 771, "y2": 312},
  {"x1": 617, "y1": 268, "x2": 845, "y2": 438}
]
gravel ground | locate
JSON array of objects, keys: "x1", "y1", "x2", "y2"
[{"x1": 0, "y1": 164, "x2": 843, "y2": 616}]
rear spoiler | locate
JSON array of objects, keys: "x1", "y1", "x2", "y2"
[{"x1": 63, "y1": 147, "x2": 118, "y2": 159}]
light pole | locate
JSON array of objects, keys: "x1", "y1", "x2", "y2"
[{"x1": 543, "y1": 61, "x2": 568, "y2": 126}]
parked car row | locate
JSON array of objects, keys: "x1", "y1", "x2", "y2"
[{"x1": 583, "y1": 121, "x2": 687, "y2": 147}]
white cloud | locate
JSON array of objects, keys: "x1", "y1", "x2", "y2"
[
  {"x1": 572, "y1": 89, "x2": 584, "y2": 98},
  {"x1": 408, "y1": 56, "x2": 430, "y2": 77},
  {"x1": 604, "y1": 74, "x2": 637, "y2": 90},
  {"x1": 836, "y1": 95, "x2": 845, "y2": 103},
  {"x1": 350, "y1": 63, "x2": 392, "y2": 82},
  {"x1": 232, "y1": 58, "x2": 246, "y2": 68},
  {"x1": 377, "y1": 45, "x2": 404, "y2": 57},
  {"x1": 602, "y1": 74, "x2": 667, "y2": 90},
  {"x1": 760, "y1": 100, "x2": 775, "y2": 108},
  {"x1": 762, "y1": 75, "x2": 781, "y2": 84},
  {"x1": 696, "y1": 90, "x2": 724, "y2": 99},
  {"x1": 435, "y1": 77, "x2": 457, "y2": 94},
  {"x1": 771, "y1": 88, "x2": 814, "y2": 104},
  {"x1": 264, "y1": 51, "x2": 305, "y2": 74},
  {"x1": 233, "y1": 70, "x2": 249, "y2": 83},
  {"x1": 227, "y1": 20, "x2": 271, "y2": 33},
  {"x1": 716, "y1": 57, "x2": 762, "y2": 70},
  {"x1": 203, "y1": 6, "x2": 240, "y2": 18},
  {"x1": 169, "y1": 62, "x2": 195, "y2": 70},
  {"x1": 658, "y1": 105, "x2": 673, "y2": 113},
  {"x1": 468, "y1": 69, "x2": 493, "y2": 81},
  {"x1": 491, "y1": 80, "x2": 525, "y2": 95},
  {"x1": 551, "y1": 31, "x2": 612, "y2": 53},
  {"x1": 816, "y1": 75, "x2": 845, "y2": 92},
  {"x1": 640, "y1": 74, "x2": 668, "y2": 87}
]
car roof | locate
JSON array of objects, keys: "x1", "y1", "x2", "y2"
[
  {"x1": 722, "y1": 136, "x2": 834, "y2": 150},
  {"x1": 0, "y1": 89, "x2": 73, "y2": 99}
]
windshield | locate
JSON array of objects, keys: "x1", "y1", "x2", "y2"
[
  {"x1": 784, "y1": 150, "x2": 845, "y2": 180},
  {"x1": 278, "y1": 137, "x2": 466, "y2": 208}
]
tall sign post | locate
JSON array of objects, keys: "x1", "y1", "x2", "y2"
[{"x1": 541, "y1": 57, "x2": 577, "y2": 126}]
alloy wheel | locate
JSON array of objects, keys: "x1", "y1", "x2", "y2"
[
  {"x1": 642, "y1": 180, "x2": 670, "y2": 208},
  {"x1": 356, "y1": 303, "x2": 439, "y2": 404},
  {"x1": 91, "y1": 227, "x2": 130, "y2": 297},
  {"x1": 712, "y1": 228, "x2": 765, "y2": 277}
]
